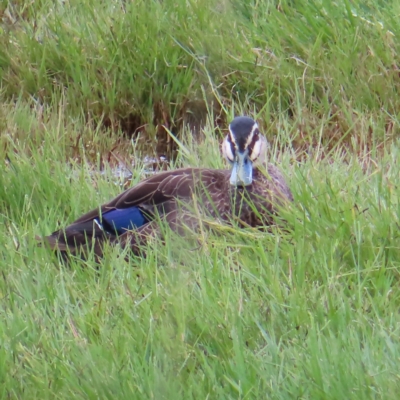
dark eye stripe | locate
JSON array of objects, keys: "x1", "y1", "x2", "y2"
[
  {"x1": 247, "y1": 130, "x2": 260, "y2": 155},
  {"x1": 226, "y1": 134, "x2": 236, "y2": 160},
  {"x1": 229, "y1": 141, "x2": 236, "y2": 159}
]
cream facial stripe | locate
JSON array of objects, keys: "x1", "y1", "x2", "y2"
[
  {"x1": 223, "y1": 137, "x2": 235, "y2": 162},
  {"x1": 228, "y1": 126, "x2": 236, "y2": 145},
  {"x1": 244, "y1": 122, "x2": 259, "y2": 149},
  {"x1": 250, "y1": 138, "x2": 262, "y2": 161}
]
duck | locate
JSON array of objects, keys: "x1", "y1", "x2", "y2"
[{"x1": 43, "y1": 116, "x2": 293, "y2": 258}]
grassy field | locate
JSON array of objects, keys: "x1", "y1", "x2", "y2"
[{"x1": 1, "y1": 0, "x2": 400, "y2": 398}]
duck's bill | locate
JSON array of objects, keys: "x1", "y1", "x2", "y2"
[{"x1": 229, "y1": 153, "x2": 253, "y2": 186}]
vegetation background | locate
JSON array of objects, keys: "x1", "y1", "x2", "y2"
[{"x1": 0, "y1": 0, "x2": 399, "y2": 398}]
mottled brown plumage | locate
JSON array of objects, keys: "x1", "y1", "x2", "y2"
[{"x1": 43, "y1": 116, "x2": 293, "y2": 258}]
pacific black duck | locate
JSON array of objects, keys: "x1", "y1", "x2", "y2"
[{"x1": 44, "y1": 116, "x2": 293, "y2": 258}]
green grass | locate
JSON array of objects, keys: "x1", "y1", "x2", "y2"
[
  {"x1": 1, "y1": 0, "x2": 400, "y2": 145},
  {"x1": 1, "y1": 0, "x2": 400, "y2": 398},
  {"x1": 1, "y1": 117, "x2": 400, "y2": 398}
]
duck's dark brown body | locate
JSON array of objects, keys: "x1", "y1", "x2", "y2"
[{"x1": 45, "y1": 164, "x2": 292, "y2": 258}]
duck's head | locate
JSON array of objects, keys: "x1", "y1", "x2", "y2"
[{"x1": 222, "y1": 116, "x2": 268, "y2": 186}]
